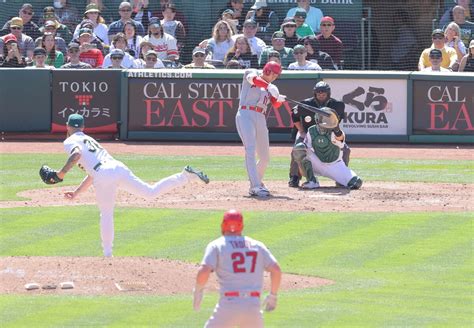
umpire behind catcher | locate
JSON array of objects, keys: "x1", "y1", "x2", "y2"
[{"x1": 288, "y1": 81, "x2": 351, "y2": 188}]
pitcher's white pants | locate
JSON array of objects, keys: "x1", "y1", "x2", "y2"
[
  {"x1": 235, "y1": 109, "x2": 270, "y2": 189},
  {"x1": 92, "y1": 161, "x2": 192, "y2": 257}
]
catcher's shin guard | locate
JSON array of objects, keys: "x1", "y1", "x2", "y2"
[{"x1": 347, "y1": 176, "x2": 363, "y2": 190}]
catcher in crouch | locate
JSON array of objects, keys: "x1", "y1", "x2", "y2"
[
  {"x1": 293, "y1": 107, "x2": 363, "y2": 190},
  {"x1": 39, "y1": 113, "x2": 209, "y2": 257}
]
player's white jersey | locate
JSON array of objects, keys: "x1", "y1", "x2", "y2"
[
  {"x1": 239, "y1": 69, "x2": 272, "y2": 110},
  {"x1": 201, "y1": 235, "x2": 278, "y2": 293},
  {"x1": 63, "y1": 132, "x2": 114, "y2": 176}
]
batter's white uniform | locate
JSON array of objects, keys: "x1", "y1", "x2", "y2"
[
  {"x1": 236, "y1": 69, "x2": 279, "y2": 191},
  {"x1": 304, "y1": 130, "x2": 357, "y2": 186},
  {"x1": 201, "y1": 235, "x2": 278, "y2": 328},
  {"x1": 64, "y1": 132, "x2": 197, "y2": 257}
]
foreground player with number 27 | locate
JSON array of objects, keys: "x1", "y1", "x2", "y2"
[
  {"x1": 193, "y1": 209, "x2": 282, "y2": 327},
  {"x1": 39, "y1": 113, "x2": 210, "y2": 257}
]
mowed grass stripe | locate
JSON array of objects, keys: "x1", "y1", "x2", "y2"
[
  {"x1": 0, "y1": 207, "x2": 99, "y2": 255},
  {"x1": 365, "y1": 216, "x2": 472, "y2": 269},
  {"x1": 279, "y1": 214, "x2": 390, "y2": 276},
  {"x1": 117, "y1": 210, "x2": 222, "y2": 258},
  {"x1": 328, "y1": 213, "x2": 433, "y2": 270},
  {"x1": 1, "y1": 296, "x2": 95, "y2": 327}
]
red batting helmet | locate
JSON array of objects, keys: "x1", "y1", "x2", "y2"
[
  {"x1": 263, "y1": 61, "x2": 282, "y2": 76},
  {"x1": 221, "y1": 209, "x2": 243, "y2": 234}
]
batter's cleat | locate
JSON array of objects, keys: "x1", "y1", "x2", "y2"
[
  {"x1": 288, "y1": 175, "x2": 300, "y2": 188},
  {"x1": 301, "y1": 180, "x2": 319, "y2": 189},
  {"x1": 184, "y1": 166, "x2": 210, "y2": 184},
  {"x1": 347, "y1": 176, "x2": 363, "y2": 190},
  {"x1": 249, "y1": 185, "x2": 271, "y2": 197}
]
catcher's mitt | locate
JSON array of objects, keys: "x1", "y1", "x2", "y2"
[
  {"x1": 318, "y1": 107, "x2": 339, "y2": 129},
  {"x1": 39, "y1": 165, "x2": 63, "y2": 185}
]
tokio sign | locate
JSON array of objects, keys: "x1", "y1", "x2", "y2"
[
  {"x1": 413, "y1": 81, "x2": 474, "y2": 135},
  {"x1": 324, "y1": 78, "x2": 408, "y2": 135},
  {"x1": 51, "y1": 70, "x2": 120, "y2": 133}
]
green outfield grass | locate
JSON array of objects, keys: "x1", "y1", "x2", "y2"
[
  {"x1": 0, "y1": 209, "x2": 472, "y2": 327},
  {"x1": 0, "y1": 153, "x2": 472, "y2": 327},
  {"x1": 0, "y1": 153, "x2": 473, "y2": 201}
]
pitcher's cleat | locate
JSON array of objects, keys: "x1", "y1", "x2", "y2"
[{"x1": 184, "y1": 166, "x2": 210, "y2": 184}]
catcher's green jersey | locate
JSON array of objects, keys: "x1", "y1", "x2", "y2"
[{"x1": 308, "y1": 126, "x2": 340, "y2": 163}]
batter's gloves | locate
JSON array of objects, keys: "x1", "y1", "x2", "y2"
[
  {"x1": 262, "y1": 293, "x2": 278, "y2": 312},
  {"x1": 39, "y1": 165, "x2": 63, "y2": 185}
]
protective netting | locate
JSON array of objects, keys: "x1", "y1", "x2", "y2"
[{"x1": 0, "y1": 0, "x2": 472, "y2": 70}]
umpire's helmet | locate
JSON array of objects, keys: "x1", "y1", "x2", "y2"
[
  {"x1": 313, "y1": 81, "x2": 331, "y2": 97},
  {"x1": 221, "y1": 209, "x2": 243, "y2": 234}
]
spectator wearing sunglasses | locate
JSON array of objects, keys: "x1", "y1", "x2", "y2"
[
  {"x1": 423, "y1": 49, "x2": 451, "y2": 72},
  {"x1": 293, "y1": 9, "x2": 314, "y2": 38},
  {"x1": 106, "y1": 48, "x2": 126, "y2": 68},
  {"x1": 103, "y1": 32, "x2": 136, "y2": 68},
  {"x1": 280, "y1": 17, "x2": 299, "y2": 49},
  {"x1": 132, "y1": 40, "x2": 164, "y2": 68},
  {"x1": 183, "y1": 47, "x2": 215, "y2": 69},
  {"x1": 316, "y1": 16, "x2": 343, "y2": 68},
  {"x1": 286, "y1": 0, "x2": 323, "y2": 34},
  {"x1": 418, "y1": 29, "x2": 457, "y2": 71},
  {"x1": 108, "y1": 2, "x2": 145, "y2": 44},
  {"x1": 143, "y1": 49, "x2": 162, "y2": 68},
  {"x1": 0, "y1": 17, "x2": 35, "y2": 60},
  {"x1": 1, "y1": 4, "x2": 41, "y2": 40},
  {"x1": 40, "y1": 7, "x2": 73, "y2": 43},
  {"x1": 77, "y1": 28, "x2": 103, "y2": 67},
  {"x1": 288, "y1": 44, "x2": 321, "y2": 70},
  {"x1": 61, "y1": 42, "x2": 92, "y2": 68}
]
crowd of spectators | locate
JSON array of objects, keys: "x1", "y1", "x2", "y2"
[{"x1": 0, "y1": 0, "x2": 472, "y2": 71}]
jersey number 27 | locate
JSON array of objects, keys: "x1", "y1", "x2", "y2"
[{"x1": 231, "y1": 251, "x2": 257, "y2": 273}]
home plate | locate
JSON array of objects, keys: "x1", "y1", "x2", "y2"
[{"x1": 115, "y1": 281, "x2": 150, "y2": 292}]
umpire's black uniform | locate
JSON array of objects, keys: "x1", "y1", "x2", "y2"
[{"x1": 289, "y1": 97, "x2": 351, "y2": 184}]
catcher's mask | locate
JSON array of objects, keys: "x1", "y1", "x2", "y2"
[
  {"x1": 221, "y1": 209, "x2": 243, "y2": 234},
  {"x1": 315, "y1": 107, "x2": 337, "y2": 134}
]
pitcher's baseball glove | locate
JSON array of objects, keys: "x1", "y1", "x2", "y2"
[{"x1": 39, "y1": 165, "x2": 63, "y2": 185}]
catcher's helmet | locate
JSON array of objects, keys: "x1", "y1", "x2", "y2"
[
  {"x1": 263, "y1": 61, "x2": 282, "y2": 76},
  {"x1": 313, "y1": 81, "x2": 331, "y2": 96},
  {"x1": 221, "y1": 209, "x2": 243, "y2": 234}
]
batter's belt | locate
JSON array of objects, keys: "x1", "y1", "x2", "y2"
[
  {"x1": 240, "y1": 105, "x2": 264, "y2": 113},
  {"x1": 223, "y1": 291, "x2": 261, "y2": 297}
]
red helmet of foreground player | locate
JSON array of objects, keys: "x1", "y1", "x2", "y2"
[
  {"x1": 263, "y1": 61, "x2": 282, "y2": 76},
  {"x1": 221, "y1": 209, "x2": 244, "y2": 234}
]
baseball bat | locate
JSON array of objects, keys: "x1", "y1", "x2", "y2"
[{"x1": 285, "y1": 97, "x2": 331, "y2": 117}]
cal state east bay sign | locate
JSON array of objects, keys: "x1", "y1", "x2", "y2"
[{"x1": 324, "y1": 78, "x2": 408, "y2": 135}]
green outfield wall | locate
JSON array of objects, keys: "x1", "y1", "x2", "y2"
[{"x1": 0, "y1": 69, "x2": 472, "y2": 144}]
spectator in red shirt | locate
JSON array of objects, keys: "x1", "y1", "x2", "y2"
[
  {"x1": 316, "y1": 16, "x2": 343, "y2": 68},
  {"x1": 77, "y1": 27, "x2": 103, "y2": 67}
]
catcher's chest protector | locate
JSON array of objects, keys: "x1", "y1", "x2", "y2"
[{"x1": 308, "y1": 126, "x2": 340, "y2": 163}]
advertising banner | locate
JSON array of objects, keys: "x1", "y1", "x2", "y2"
[
  {"x1": 127, "y1": 71, "x2": 318, "y2": 135},
  {"x1": 413, "y1": 81, "x2": 474, "y2": 135},
  {"x1": 51, "y1": 70, "x2": 120, "y2": 133},
  {"x1": 324, "y1": 78, "x2": 408, "y2": 135}
]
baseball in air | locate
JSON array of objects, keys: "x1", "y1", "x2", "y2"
[{"x1": 305, "y1": 116, "x2": 312, "y2": 123}]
